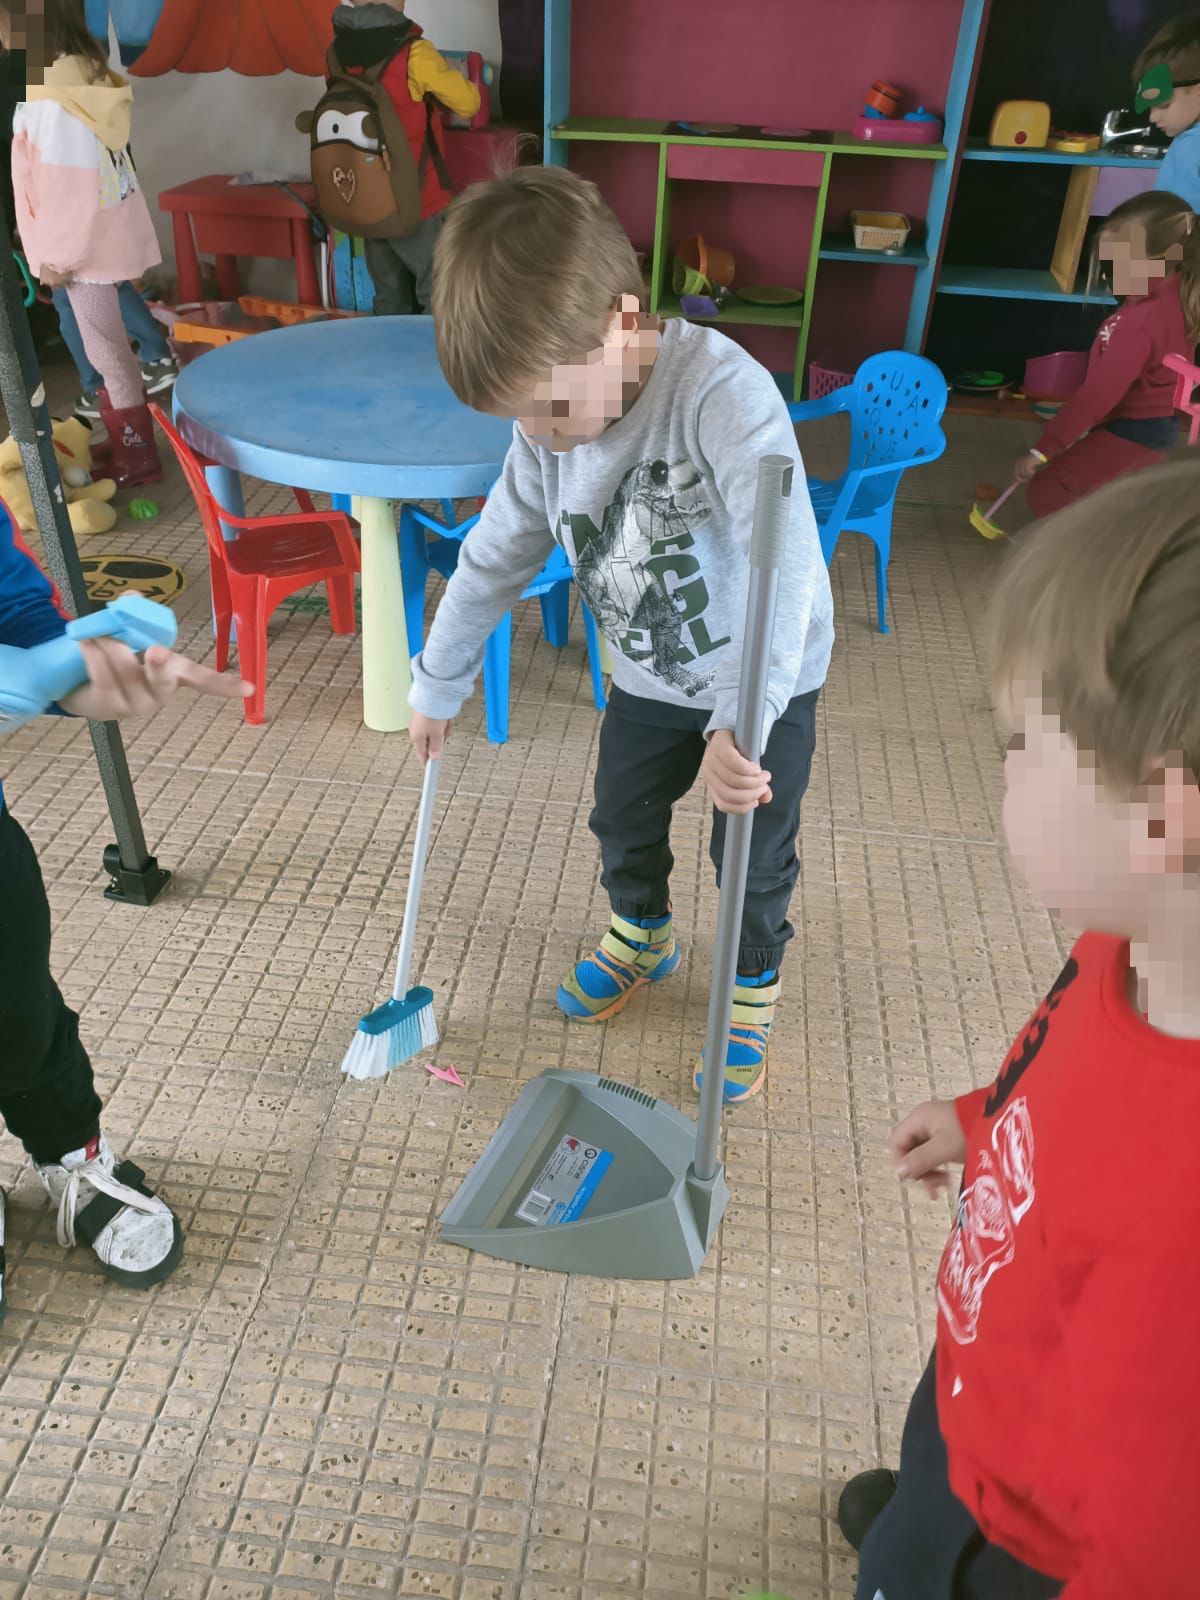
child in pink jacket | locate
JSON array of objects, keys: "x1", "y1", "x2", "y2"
[{"x1": 11, "y1": 0, "x2": 162, "y2": 485}]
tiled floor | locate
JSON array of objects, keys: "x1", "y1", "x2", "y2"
[{"x1": 0, "y1": 371, "x2": 1066, "y2": 1599}]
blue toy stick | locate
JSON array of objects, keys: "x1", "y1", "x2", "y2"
[{"x1": 0, "y1": 593, "x2": 178, "y2": 733}]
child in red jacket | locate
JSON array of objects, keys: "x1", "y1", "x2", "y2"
[
  {"x1": 330, "y1": 0, "x2": 480, "y2": 315},
  {"x1": 838, "y1": 456, "x2": 1200, "y2": 1599},
  {"x1": 1017, "y1": 190, "x2": 1198, "y2": 518}
]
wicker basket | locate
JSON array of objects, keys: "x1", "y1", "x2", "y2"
[{"x1": 850, "y1": 210, "x2": 911, "y2": 252}]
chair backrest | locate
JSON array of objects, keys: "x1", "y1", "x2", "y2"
[
  {"x1": 147, "y1": 404, "x2": 237, "y2": 564},
  {"x1": 845, "y1": 353, "x2": 949, "y2": 475},
  {"x1": 1164, "y1": 352, "x2": 1200, "y2": 444}
]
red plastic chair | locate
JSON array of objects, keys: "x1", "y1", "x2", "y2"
[
  {"x1": 150, "y1": 404, "x2": 360, "y2": 724},
  {"x1": 1165, "y1": 353, "x2": 1200, "y2": 445}
]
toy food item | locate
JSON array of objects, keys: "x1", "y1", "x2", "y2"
[{"x1": 988, "y1": 100, "x2": 1051, "y2": 149}]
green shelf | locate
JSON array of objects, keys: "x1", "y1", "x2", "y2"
[
  {"x1": 818, "y1": 236, "x2": 929, "y2": 266},
  {"x1": 658, "y1": 293, "x2": 807, "y2": 329},
  {"x1": 552, "y1": 116, "x2": 946, "y2": 159},
  {"x1": 936, "y1": 264, "x2": 1115, "y2": 304}
]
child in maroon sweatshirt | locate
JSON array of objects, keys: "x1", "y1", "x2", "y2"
[
  {"x1": 1017, "y1": 190, "x2": 1197, "y2": 519},
  {"x1": 838, "y1": 456, "x2": 1200, "y2": 1600}
]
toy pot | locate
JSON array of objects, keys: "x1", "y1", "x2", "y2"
[
  {"x1": 673, "y1": 257, "x2": 712, "y2": 297},
  {"x1": 865, "y1": 80, "x2": 902, "y2": 116},
  {"x1": 678, "y1": 233, "x2": 735, "y2": 290}
]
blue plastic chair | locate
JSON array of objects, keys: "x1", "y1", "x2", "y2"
[
  {"x1": 788, "y1": 352, "x2": 948, "y2": 633},
  {"x1": 399, "y1": 499, "x2": 607, "y2": 743}
]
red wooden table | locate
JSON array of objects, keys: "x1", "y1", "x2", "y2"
[{"x1": 158, "y1": 176, "x2": 321, "y2": 306}]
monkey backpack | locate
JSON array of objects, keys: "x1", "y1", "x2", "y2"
[{"x1": 297, "y1": 43, "x2": 451, "y2": 239}]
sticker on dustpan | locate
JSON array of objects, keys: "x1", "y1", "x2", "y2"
[{"x1": 516, "y1": 1137, "x2": 613, "y2": 1226}]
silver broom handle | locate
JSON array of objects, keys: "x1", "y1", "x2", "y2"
[
  {"x1": 392, "y1": 755, "x2": 441, "y2": 1002},
  {"x1": 694, "y1": 455, "x2": 793, "y2": 1183}
]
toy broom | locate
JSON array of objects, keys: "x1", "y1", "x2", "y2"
[
  {"x1": 969, "y1": 479, "x2": 1019, "y2": 540},
  {"x1": 341, "y1": 756, "x2": 440, "y2": 1079}
]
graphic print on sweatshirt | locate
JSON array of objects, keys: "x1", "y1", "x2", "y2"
[
  {"x1": 937, "y1": 957, "x2": 1079, "y2": 1345},
  {"x1": 562, "y1": 457, "x2": 725, "y2": 698}
]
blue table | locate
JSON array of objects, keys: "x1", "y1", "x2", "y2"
[{"x1": 173, "y1": 315, "x2": 513, "y2": 731}]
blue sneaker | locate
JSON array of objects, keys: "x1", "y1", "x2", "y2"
[
  {"x1": 693, "y1": 970, "x2": 779, "y2": 1103},
  {"x1": 557, "y1": 912, "x2": 680, "y2": 1022}
]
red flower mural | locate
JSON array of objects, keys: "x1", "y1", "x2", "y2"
[{"x1": 129, "y1": 0, "x2": 335, "y2": 78}]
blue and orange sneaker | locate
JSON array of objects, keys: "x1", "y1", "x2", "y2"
[
  {"x1": 693, "y1": 970, "x2": 779, "y2": 1103},
  {"x1": 557, "y1": 912, "x2": 680, "y2": 1022}
]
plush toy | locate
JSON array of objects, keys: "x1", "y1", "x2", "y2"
[{"x1": 0, "y1": 417, "x2": 118, "y2": 538}]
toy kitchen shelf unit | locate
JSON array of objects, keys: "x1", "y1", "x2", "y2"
[
  {"x1": 935, "y1": 139, "x2": 1164, "y2": 307},
  {"x1": 542, "y1": 0, "x2": 988, "y2": 399}
]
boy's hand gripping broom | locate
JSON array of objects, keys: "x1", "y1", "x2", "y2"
[{"x1": 341, "y1": 757, "x2": 441, "y2": 1079}]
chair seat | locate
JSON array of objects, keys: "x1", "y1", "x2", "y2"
[
  {"x1": 807, "y1": 473, "x2": 893, "y2": 523},
  {"x1": 225, "y1": 520, "x2": 347, "y2": 580}
]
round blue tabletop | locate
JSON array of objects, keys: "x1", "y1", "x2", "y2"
[{"x1": 173, "y1": 314, "x2": 513, "y2": 501}]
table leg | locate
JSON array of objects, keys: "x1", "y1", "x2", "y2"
[
  {"x1": 205, "y1": 464, "x2": 244, "y2": 643},
  {"x1": 172, "y1": 214, "x2": 202, "y2": 304},
  {"x1": 292, "y1": 219, "x2": 321, "y2": 306},
  {"x1": 214, "y1": 254, "x2": 241, "y2": 300},
  {"x1": 356, "y1": 495, "x2": 411, "y2": 733}
]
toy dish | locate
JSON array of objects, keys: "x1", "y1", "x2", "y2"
[
  {"x1": 673, "y1": 121, "x2": 740, "y2": 136},
  {"x1": 737, "y1": 285, "x2": 805, "y2": 305}
]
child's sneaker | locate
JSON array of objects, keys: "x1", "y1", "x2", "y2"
[
  {"x1": 139, "y1": 355, "x2": 179, "y2": 395},
  {"x1": 74, "y1": 388, "x2": 103, "y2": 422},
  {"x1": 693, "y1": 970, "x2": 779, "y2": 1103},
  {"x1": 37, "y1": 1136, "x2": 183, "y2": 1288},
  {"x1": 557, "y1": 912, "x2": 680, "y2": 1022}
]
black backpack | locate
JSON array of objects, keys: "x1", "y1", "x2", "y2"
[{"x1": 297, "y1": 44, "x2": 451, "y2": 239}]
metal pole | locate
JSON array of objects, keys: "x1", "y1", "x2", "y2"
[
  {"x1": 693, "y1": 455, "x2": 793, "y2": 1184},
  {"x1": 0, "y1": 248, "x2": 170, "y2": 904}
]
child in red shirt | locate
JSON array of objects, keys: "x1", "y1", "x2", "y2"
[
  {"x1": 1017, "y1": 190, "x2": 1198, "y2": 519},
  {"x1": 329, "y1": 0, "x2": 480, "y2": 315},
  {"x1": 839, "y1": 456, "x2": 1200, "y2": 1599}
]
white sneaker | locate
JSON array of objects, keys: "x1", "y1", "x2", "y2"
[
  {"x1": 37, "y1": 1136, "x2": 182, "y2": 1288},
  {"x1": 139, "y1": 356, "x2": 178, "y2": 395}
]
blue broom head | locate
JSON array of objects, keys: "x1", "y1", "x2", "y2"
[{"x1": 341, "y1": 986, "x2": 438, "y2": 1078}]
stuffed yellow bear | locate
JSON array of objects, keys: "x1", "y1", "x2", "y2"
[{"x1": 0, "y1": 417, "x2": 118, "y2": 538}]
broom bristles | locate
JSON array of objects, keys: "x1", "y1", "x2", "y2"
[{"x1": 341, "y1": 987, "x2": 439, "y2": 1079}]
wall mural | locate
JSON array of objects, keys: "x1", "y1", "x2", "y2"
[{"x1": 85, "y1": 0, "x2": 335, "y2": 76}]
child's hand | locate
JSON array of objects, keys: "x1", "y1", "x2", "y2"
[
  {"x1": 409, "y1": 711, "x2": 451, "y2": 764},
  {"x1": 61, "y1": 639, "x2": 251, "y2": 720},
  {"x1": 702, "y1": 729, "x2": 772, "y2": 814},
  {"x1": 39, "y1": 268, "x2": 72, "y2": 290},
  {"x1": 888, "y1": 1099, "x2": 967, "y2": 1197},
  {"x1": 1014, "y1": 451, "x2": 1043, "y2": 484}
]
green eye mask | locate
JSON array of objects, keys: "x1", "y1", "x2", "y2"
[{"x1": 1136, "y1": 62, "x2": 1200, "y2": 112}]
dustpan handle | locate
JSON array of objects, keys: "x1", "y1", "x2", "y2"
[
  {"x1": 694, "y1": 455, "x2": 793, "y2": 1183},
  {"x1": 392, "y1": 756, "x2": 441, "y2": 1002}
]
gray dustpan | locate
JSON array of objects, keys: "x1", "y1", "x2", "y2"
[{"x1": 439, "y1": 455, "x2": 795, "y2": 1279}]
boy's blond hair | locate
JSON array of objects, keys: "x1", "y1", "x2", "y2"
[
  {"x1": 1135, "y1": 13, "x2": 1200, "y2": 85},
  {"x1": 990, "y1": 457, "x2": 1200, "y2": 790},
  {"x1": 431, "y1": 165, "x2": 644, "y2": 411}
]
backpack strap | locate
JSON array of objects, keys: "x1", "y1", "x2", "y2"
[{"x1": 420, "y1": 98, "x2": 454, "y2": 195}]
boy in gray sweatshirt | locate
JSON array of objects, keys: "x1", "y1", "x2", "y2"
[{"x1": 409, "y1": 166, "x2": 834, "y2": 1103}]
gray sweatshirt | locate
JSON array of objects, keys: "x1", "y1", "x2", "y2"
[{"x1": 409, "y1": 319, "x2": 835, "y2": 739}]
